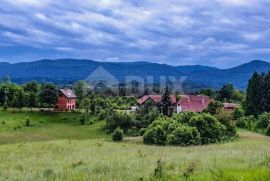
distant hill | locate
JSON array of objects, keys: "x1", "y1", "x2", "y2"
[
  {"x1": 176, "y1": 65, "x2": 219, "y2": 74},
  {"x1": 187, "y1": 60, "x2": 270, "y2": 89},
  {"x1": 0, "y1": 59, "x2": 184, "y2": 84},
  {"x1": 0, "y1": 59, "x2": 270, "y2": 90}
]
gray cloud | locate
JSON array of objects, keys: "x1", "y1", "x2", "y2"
[{"x1": 0, "y1": 0, "x2": 270, "y2": 67}]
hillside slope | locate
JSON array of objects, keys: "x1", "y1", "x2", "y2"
[{"x1": 0, "y1": 59, "x2": 270, "y2": 89}]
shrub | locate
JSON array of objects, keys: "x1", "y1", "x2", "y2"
[
  {"x1": 98, "y1": 108, "x2": 113, "y2": 120},
  {"x1": 143, "y1": 128, "x2": 157, "y2": 144},
  {"x1": 126, "y1": 127, "x2": 140, "y2": 137},
  {"x1": 189, "y1": 113, "x2": 226, "y2": 144},
  {"x1": 144, "y1": 125, "x2": 167, "y2": 145},
  {"x1": 144, "y1": 113, "x2": 235, "y2": 146},
  {"x1": 204, "y1": 101, "x2": 223, "y2": 115},
  {"x1": 167, "y1": 125, "x2": 201, "y2": 146},
  {"x1": 105, "y1": 111, "x2": 134, "y2": 133},
  {"x1": 147, "y1": 109, "x2": 161, "y2": 124},
  {"x1": 182, "y1": 161, "x2": 199, "y2": 180},
  {"x1": 236, "y1": 117, "x2": 247, "y2": 128},
  {"x1": 143, "y1": 117, "x2": 171, "y2": 145},
  {"x1": 233, "y1": 107, "x2": 245, "y2": 120},
  {"x1": 266, "y1": 124, "x2": 270, "y2": 136},
  {"x1": 236, "y1": 116, "x2": 258, "y2": 131},
  {"x1": 257, "y1": 112, "x2": 270, "y2": 129},
  {"x1": 25, "y1": 117, "x2": 30, "y2": 127},
  {"x1": 172, "y1": 112, "x2": 197, "y2": 124},
  {"x1": 135, "y1": 109, "x2": 161, "y2": 129},
  {"x1": 80, "y1": 113, "x2": 87, "y2": 125},
  {"x1": 154, "y1": 159, "x2": 164, "y2": 178},
  {"x1": 245, "y1": 116, "x2": 258, "y2": 131},
  {"x1": 88, "y1": 119, "x2": 94, "y2": 125},
  {"x1": 215, "y1": 109, "x2": 237, "y2": 137},
  {"x1": 139, "y1": 128, "x2": 147, "y2": 136},
  {"x1": 112, "y1": 127, "x2": 123, "y2": 142}
]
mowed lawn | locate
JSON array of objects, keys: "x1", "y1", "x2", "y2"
[{"x1": 0, "y1": 111, "x2": 270, "y2": 180}]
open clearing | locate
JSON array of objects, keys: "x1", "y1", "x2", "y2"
[{"x1": 0, "y1": 111, "x2": 269, "y2": 180}]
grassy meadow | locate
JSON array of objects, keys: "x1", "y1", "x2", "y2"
[
  {"x1": 0, "y1": 110, "x2": 109, "y2": 144},
  {"x1": 0, "y1": 110, "x2": 269, "y2": 180}
]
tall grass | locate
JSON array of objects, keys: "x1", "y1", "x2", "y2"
[
  {"x1": 0, "y1": 132, "x2": 269, "y2": 180},
  {"x1": 0, "y1": 111, "x2": 269, "y2": 180}
]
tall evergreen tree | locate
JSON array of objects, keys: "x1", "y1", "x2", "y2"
[
  {"x1": 246, "y1": 72, "x2": 264, "y2": 116},
  {"x1": 263, "y1": 71, "x2": 270, "y2": 112},
  {"x1": 161, "y1": 86, "x2": 172, "y2": 116}
]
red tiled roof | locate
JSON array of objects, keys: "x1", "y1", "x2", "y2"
[
  {"x1": 137, "y1": 95, "x2": 176, "y2": 104},
  {"x1": 137, "y1": 94, "x2": 210, "y2": 112},
  {"x1": 178, "y1": 95, "x2": 210, "y2": 112},
  {"x1": 137, "y1": 95, "x2": 150, "y2": 105},
  {"x1": 59, "y1": 89, "x2": 76, "y2": 99}
]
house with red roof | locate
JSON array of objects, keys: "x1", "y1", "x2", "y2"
[
  {"x1": 137, "y1": 94, "x2": 210, "y2": 113},
  {"x1": 54, "y1": 89, "x2": 76, "y2": 112}
]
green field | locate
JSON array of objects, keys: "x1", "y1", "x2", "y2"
[
  {"x1": 0, "y1": 111, "x2": 269, "y2": 180},
  {"x1": 0, "y1": 110, "x2": 109, "y2": 144}
]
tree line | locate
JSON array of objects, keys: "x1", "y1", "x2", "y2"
[
  {"x1": 0, "y1": 78, "x2": 137, "y2": 112},
  {"x1": 198, "y1": 83, "x2": 245, "y2": 103},
  {"x1": 0, "y1": 78, "x2": 58, "y2": 111}
]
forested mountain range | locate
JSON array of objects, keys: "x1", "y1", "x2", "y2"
[{"x1": 0, "y1": 59, "x2": 269, "y2": 90}]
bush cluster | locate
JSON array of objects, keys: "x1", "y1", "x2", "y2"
[
  {"x1": 143, "y1": 112, "x2": 235, "y2": 146},
  {"x1": 189, "y1": 114, "x2": 226, "y2": 144},
  {"x1": 257, "y1": 113, "x2": 270, "y2": 129},
  {"x1": 215, "y1": 109, "x2": 237, "y2": 137},
  {"x1": 104, "y1": 109, "x2": 161, "y2": 135},
  {"x1": 167, "y1": 125, "x2": 201, "y2": 146},
  {"x1": 104, "y1": 111, "x2": 133, "y2": 133},
  {"x1": 235, "y1": 112, "x2": 270, "y2": 134}
]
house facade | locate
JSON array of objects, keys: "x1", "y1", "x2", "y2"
[
  {"x1": 54, "y1": 89, "x2": 76, "y2": 111},
  {"x1": 137, "y1": 95, "x2": 211, "y2": 113}
]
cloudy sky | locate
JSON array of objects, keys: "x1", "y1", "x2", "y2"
[{"x1": 0, "y1": 0, "x2": 270, "y2": 68}]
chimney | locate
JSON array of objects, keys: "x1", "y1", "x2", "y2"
[{"x1": 202, "y1": 99, "x2": 205, "y2": 104}]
